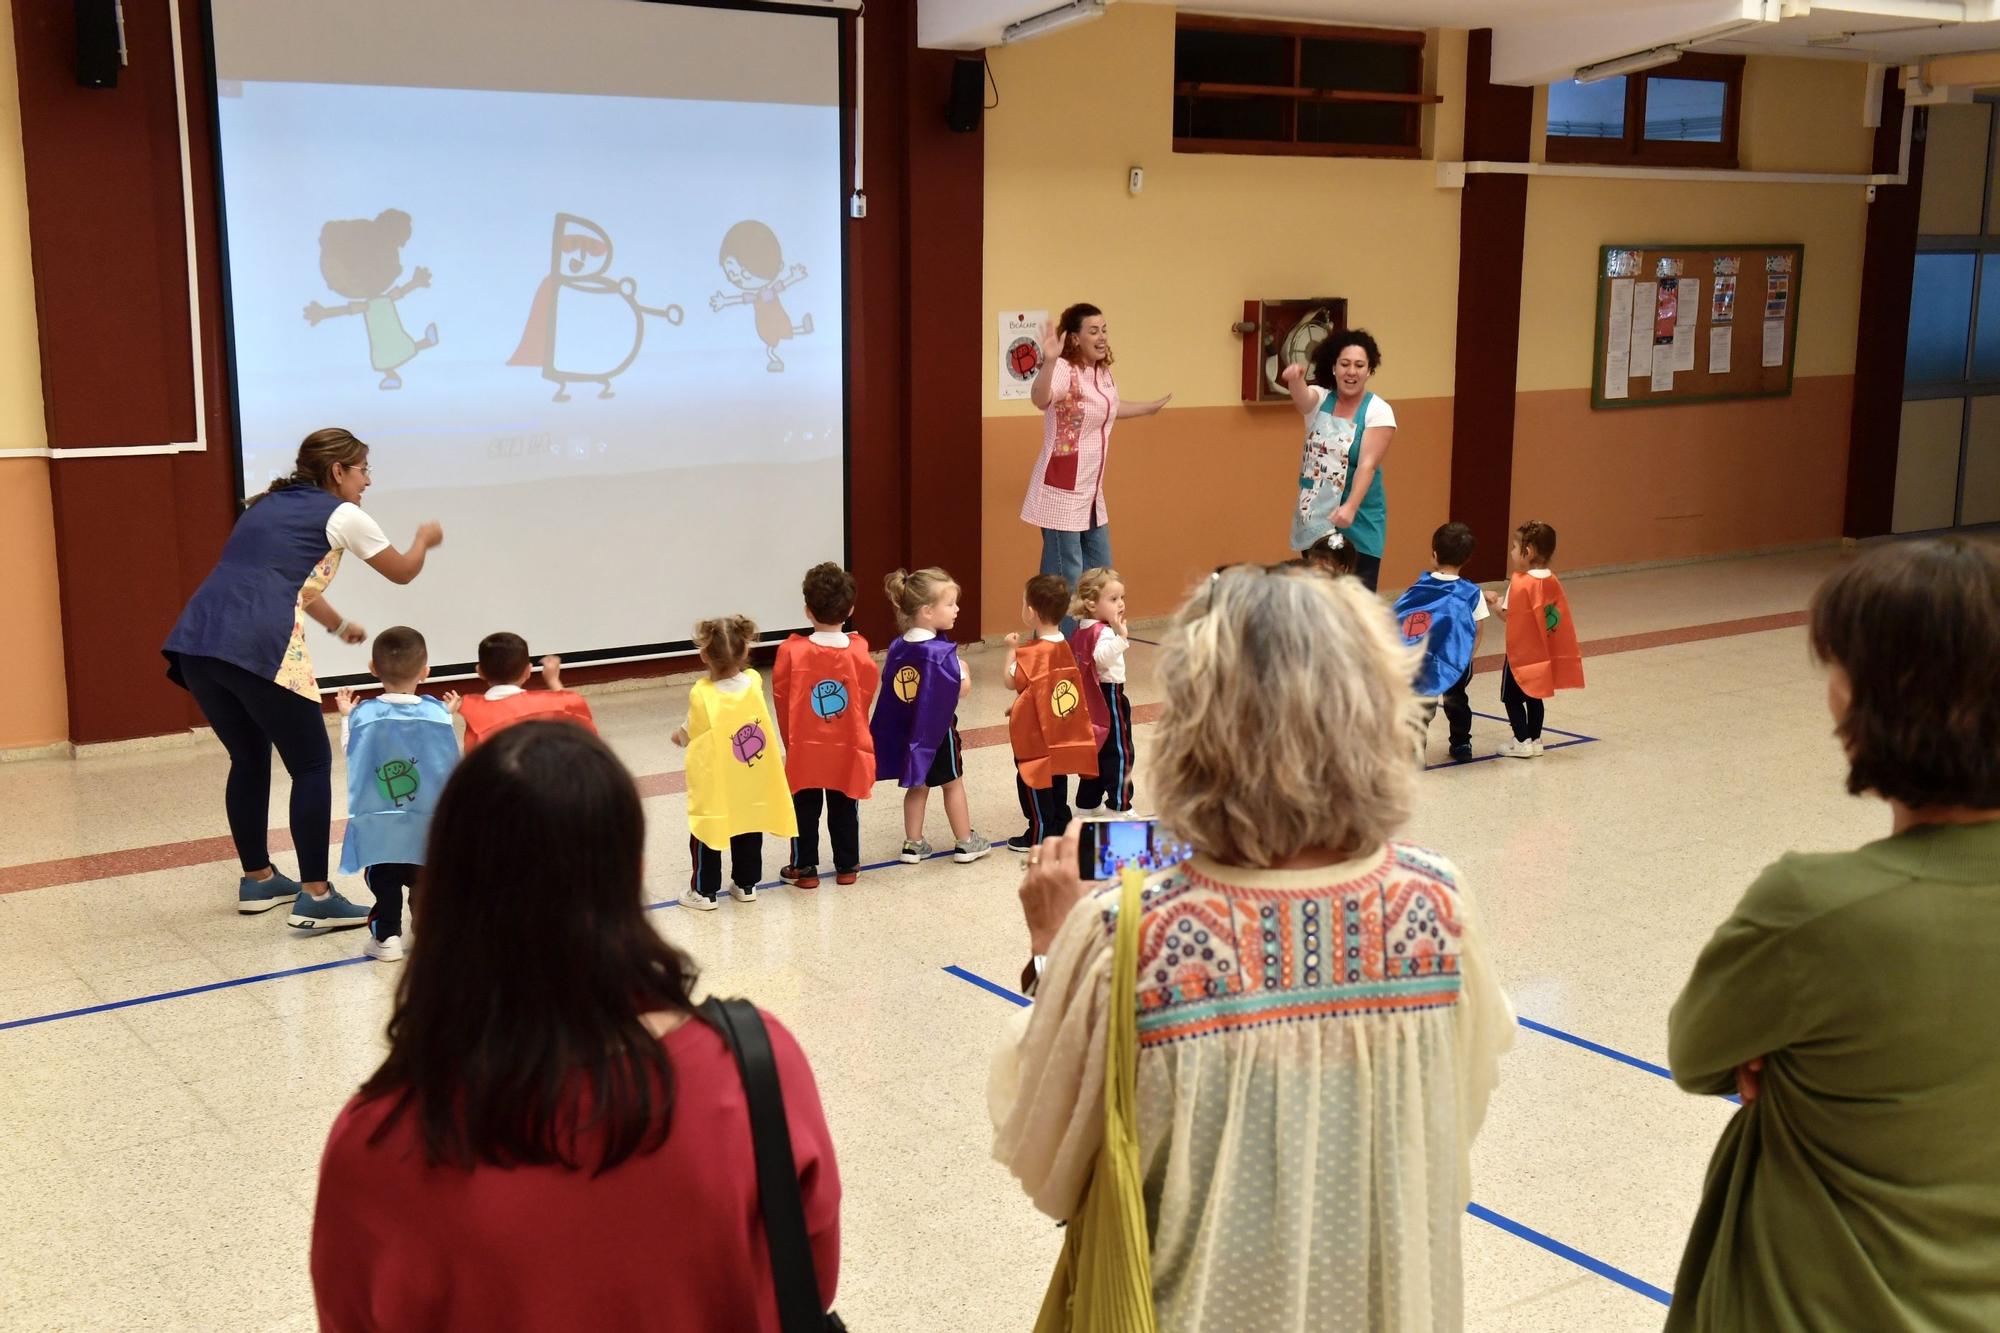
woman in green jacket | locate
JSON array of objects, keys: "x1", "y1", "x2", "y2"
[{"x1": 1666, "y1": 538, "x2": 2000, "y2": 1331}]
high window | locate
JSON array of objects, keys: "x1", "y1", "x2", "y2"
[
  {"x1": 1545, "y1": 53, "x2": 1743, "y2": 169},
  {"x1": 1173, "y1": 16, "x2": 1436, "y2": 159}
]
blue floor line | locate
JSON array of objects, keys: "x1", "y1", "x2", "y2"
[
  {"x1": 0, "y1": 956, "x2": 371, "y2": 1032},
  {"x1": 1517, "y1": 1016, "x2": 1673, "y2": 1081},
  {"x1": 942, "y1": 963, "x2": 1675, "y2": 1308}
]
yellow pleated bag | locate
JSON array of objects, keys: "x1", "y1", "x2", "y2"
[{"x1": 1033, "y1": 864, "x2": 1158, "y2": 1333}]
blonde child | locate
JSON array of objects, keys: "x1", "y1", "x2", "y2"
[
  {"x1": 773, "y1": 563, "x2": 879, "y2": 888},
  {"x1": 455, "y1": 631, "x2": 596, "y2": 749},
  {"x1": 1069, "y1": 567, "x2": 1136, "y2": 812},
  {"x1": 1488, "y1": 519, "x2": 1584, "y2": 758},
  {"x1": 672, "y1": 616, "x2": 797, "y2": 910},
  {"x1": 1004, "y1": 574, "x2": 1099, "y2": 852},
  {"x1": 333, "y1": 626, "x2": 459, "y2": 960},
  {"x1": 868, "y1": 568, "x2": 993, "y2": 864}
]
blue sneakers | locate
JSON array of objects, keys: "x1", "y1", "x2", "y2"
[
  {"x1": 237, "y1": 871, "x2": 303, "y2": 914},
  {"x1": 288, "y1": 888, "x2": 372, "y2": 931}
]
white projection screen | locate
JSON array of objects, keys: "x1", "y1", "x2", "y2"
[{"x1": 208, "y1": 0, "x2": 848, "y2": 681}]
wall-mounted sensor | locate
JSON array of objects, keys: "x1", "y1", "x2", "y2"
[{"x1": 1128, "y1": 167, "x2": 1143, "y2": 196}]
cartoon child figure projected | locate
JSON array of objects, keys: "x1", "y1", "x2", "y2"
[
  {"x1": 510, "y1": 213, "x2": 684, "y2": 402},
  {"x1": 708, "y1": 220, "x2": 813, "y2": 373},
  {"x1": 304, "y1": 208, "x2": 439, "y2": 390}
]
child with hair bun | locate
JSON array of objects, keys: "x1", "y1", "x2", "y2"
[
  {"x1": 868, "y1": 568, "x2": 993, "y2": 865},
  {"x1": 672, "y1": 615, "x2": 797, "y2": 911}
]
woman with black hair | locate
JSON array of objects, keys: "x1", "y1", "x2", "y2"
[
  {"x1": 1665, "y1": 538, "x2": 2000, "y2": 1331},
  {"x1": 1277, "y1": 328, "x2": 1397, "y2": 591},
  {"x1": 310, "y1": 724, "x2": 841, "y2": 1332}
]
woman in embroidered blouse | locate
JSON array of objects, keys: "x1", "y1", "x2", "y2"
[
  {"x1": 990, "y1": 565, "x2": 1515, "y2": 1332},
  {"x1": 1022, "y1": 303, "x2": 1171, "y2": 625},
  {"x1": 163, "y1": 428, "x2": 442, "y2": 928}
]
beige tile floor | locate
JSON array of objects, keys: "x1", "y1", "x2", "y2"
[{"x1": 0, "y1": 544, "x2": 1893, "y2": 1331}]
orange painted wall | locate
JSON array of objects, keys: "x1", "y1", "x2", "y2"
[
  {"x1": 981, "y1": 397, "x2": 1454, "y2": 632},
  {"x1": 1510, "y1": 375, "x2": 1854, "y2": 568},
  {"x1": 0, "y1": 0, "x2": 68, "y2": 751}
]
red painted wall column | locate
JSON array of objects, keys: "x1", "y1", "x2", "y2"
[
  {"x1": 1843, "y1": 83, "x2": 1926, "y2": 539},
  {"x1": 1448, "y1": 29, "x2": 1533, "y2": 582}
]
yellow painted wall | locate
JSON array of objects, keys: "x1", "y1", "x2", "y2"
[
  {"x1": 981, "y1": 16, "x2": 1880, "y2": 627},
  {"x1": 981, "y1": 5, "x2": 1465, "y2": 630},
  {"x1": 0, "y1": 0, "x2": 68, "y2": 751}
]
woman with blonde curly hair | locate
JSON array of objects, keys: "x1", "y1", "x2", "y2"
[{"x1": 990, "y1": 564, "x2": 1515, "y2": 1331}]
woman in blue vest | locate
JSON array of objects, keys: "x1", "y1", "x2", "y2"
[
  {"x1": 163, "y1": 428, "x2": 443, "y2": 928},
  {"x1": 1278, "y1": 329, "x2": 1398, "y2": 591}
]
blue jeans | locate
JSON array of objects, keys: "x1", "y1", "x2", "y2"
[{"x1": 1039, "y1": 524, "x2": 1113, "y2": 636}]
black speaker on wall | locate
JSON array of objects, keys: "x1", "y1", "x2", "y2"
[
  {"x1": 946, "y1": 57, "x2": 983, "y2": 134},
  {"x1": 75, "y1": 0, "x2": 120, "y2": 89}
]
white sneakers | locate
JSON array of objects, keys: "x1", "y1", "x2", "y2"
[
  {"x1": 1497, "y1": 737, "x2": 1545, "y2": 759},
  {"x1": 362, "y1": 933, "x2": 404, "y2": 962},
  {"x1": 677, "y1": 886, "x2": 720, "y2": 912}
]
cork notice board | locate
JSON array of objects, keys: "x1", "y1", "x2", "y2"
[{"x1": 1590, "y1": 243, "x2": 1803, "y2": 410}]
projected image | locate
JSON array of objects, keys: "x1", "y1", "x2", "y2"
[
  {"x1": 511, "y1": 213, "x2": 684, "y2": 402},
  {"x1": 209, "y1": 0, "x2": 847, "y2": 680},
  {"x1": 709, "y1": 219, "x2": 813, "y2": 373},
  {"x1": 304, "y1": 209, "x2": 440, "y2": 390}
]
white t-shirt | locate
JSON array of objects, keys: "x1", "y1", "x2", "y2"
[
  {"x1": 327, "y1": 503, "x2": 392, "y2": 560},
  {"x1": 1497, "y1": 569, "x2": 1552, "y2": 612},
  {"x1": 1304, "y1": 385, "x2": 1397, "y2": 432},
  {"x1": 1432, "y1": 573, "x2": 1491, "y2": 622},
  {"x1": 1075, "y1": 618, "x2": 1130, "y2": 684},
  {"x1": 809, "y1": 630, "x2": 849, "y2": 648}
]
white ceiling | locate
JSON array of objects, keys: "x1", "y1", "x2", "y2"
[{"x1": 923, "y1": 0, "x2": 2000, "y2": 85}]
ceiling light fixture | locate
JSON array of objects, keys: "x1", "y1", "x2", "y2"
[
  {"x1": 1002, "y1": 0, "x2": 1107, "y2": 46},
  {"x1": 1574, "y1": 45, "x2": 1685, "y2": 83}
]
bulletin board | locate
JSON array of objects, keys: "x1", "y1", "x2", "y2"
[{"x1": 1590, "y1": 243, "x2": 1804, "y2": 411}]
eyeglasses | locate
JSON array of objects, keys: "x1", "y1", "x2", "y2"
[{"x1": 344, "y1": 463, "x2": 372, "y2": 477}]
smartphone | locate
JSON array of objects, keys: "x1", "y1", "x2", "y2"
[{"x1": 1076, "y1": 817, "x2": 1190, "y2": 881}]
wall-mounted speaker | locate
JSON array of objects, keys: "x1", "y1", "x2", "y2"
[
  {"x1": 946, "y1": 57, "x2": 983, "y2": 134},
  {"x1": 75, "y1": 0, "x2": 121, "y2": 89}
]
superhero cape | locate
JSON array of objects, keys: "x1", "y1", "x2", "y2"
[
  {"x1": 1504, "y1": 573, "x2": 1584, "y2": 699},
  {"x1": 458, "y1": 688, "x2": 598, "y2": 750},
  {"x1": 1009, "y1": 638, "x2": 1101, "y2": 790},
  {"x1": 1392, "y1": 574, "x2": 1482, "y2": 697},
  {"x1": 338, "y1": 697, "x2": 460, "y2": 874},
  {"x1": 685, "y1": 670, "x2": 798, "y2": 850},
  {"x1": 507, "y1": 276, "x2": 558, "y2": 366},
  {"x1": 772, "y1": 634, "x2": 879, "y2": 801},
  {"x1": 1068, "y1": 621, "x2": 1113, "y2": 750},
  {"x1": 870, "y1": 636, "x2": 961, "y2": 788}
]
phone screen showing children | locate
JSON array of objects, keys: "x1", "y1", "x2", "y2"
[{"x1": 208, "y1": 0, "x2": 846, "y2": 680}]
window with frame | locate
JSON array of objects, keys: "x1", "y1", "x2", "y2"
[
  {"x1": 1173, "y1": 16, "x2": 1438, "y2": 159},
  {"x1": 1545, "y1": 52, "x2": 1744, "y2": 168}
]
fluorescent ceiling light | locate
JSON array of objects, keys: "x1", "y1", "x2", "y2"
[
  {"x1": 1575, "y1": 45, "x2": 1685, "y2": 83},
  {"x1": 1002, "y1": 0, "x2": 1107, "y2": 46}
]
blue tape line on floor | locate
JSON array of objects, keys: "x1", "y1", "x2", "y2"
[
  {"x1": 1465, "y1": 1203, "x2": 1673, "y2": 1305},
  {"x1": 942, "y1": 963, "x2": 1676, "y2": 1308},
  {"x1": 0, "y1": 956, "x2": 371, "y2": 1031}
]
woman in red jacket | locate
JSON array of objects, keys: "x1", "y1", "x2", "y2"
[{"x1": 311, "y1": 724, "x2": 840, "y2": 1331}]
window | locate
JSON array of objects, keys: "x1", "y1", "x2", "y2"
[
  {"x1": 1173, "y1": 16, "x2": 1438, "y2": 159},
  {"x1": 1906, "y1": 252, "x2": 1976, "y2": 385},
  {"x1": 1546, "y1": 53, "x2": 1743, "y2": 168}
]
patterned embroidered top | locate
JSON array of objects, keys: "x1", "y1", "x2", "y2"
[
  {"x1": 990, "y1": 843, "x2": 1513, "y2": 1333},
  {"x1": 1109, "y1": 845, "x2": 1464, "y2": 1050}
]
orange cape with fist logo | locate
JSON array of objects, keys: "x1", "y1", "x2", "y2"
[{"x1": 1008, "y1": 637, "x2": 1100, "y2": 790}]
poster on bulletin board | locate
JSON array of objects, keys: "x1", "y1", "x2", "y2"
[
  {"x1": 997, "y1": 310, "x2": 1047, "y2": 401},
  {"x1": 1591, "y1": 244, "x2": 1802, "y2": 410}
]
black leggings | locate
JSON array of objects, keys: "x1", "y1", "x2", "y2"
[
  {"x1": 1500, "y1": 660, "x2": 1545, "y2": 742},
  {"x1": 178, "y1": 653, "x2": 332, "y2": 883}
]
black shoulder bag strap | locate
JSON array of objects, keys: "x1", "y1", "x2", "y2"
[{"x1": 703, "y1": 998, "x2": 845, "y2": 1333}]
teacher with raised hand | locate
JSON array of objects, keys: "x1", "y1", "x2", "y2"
[
  {"x1": 1021, "y1": 303, "x2": 1171, "y2": 622},
  {"x1": 1279, "y1": 328, "x2": 1396, "y2": 590},
  {"x1": 163, "y1": 427, "x2": 442, "y2": 930}
]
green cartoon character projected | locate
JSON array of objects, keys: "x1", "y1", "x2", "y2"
[
  {"x1": 374, "y1": 757, "x2": 420, "y2": 808},
  {"x1": 304, "y1": 209, "x2": 439, "y2": 390},
  {"x1": 709, "y1": 220, "x2": 812, "y2": 373}
]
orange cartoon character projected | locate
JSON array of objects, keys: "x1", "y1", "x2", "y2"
[
  {"x1": 708, "y1": 220, "x2": 813, "y2": 373},
  {"x1": 303, "y1": 209, "x2": 439, "y2": 390},
  {"x1": 510, "y1": 213, "x2": 684, "y2": 402}
]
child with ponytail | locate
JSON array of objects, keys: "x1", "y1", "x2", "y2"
[{"x1": 673, "y1": 615, "x2": 797, "y2": 910}]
